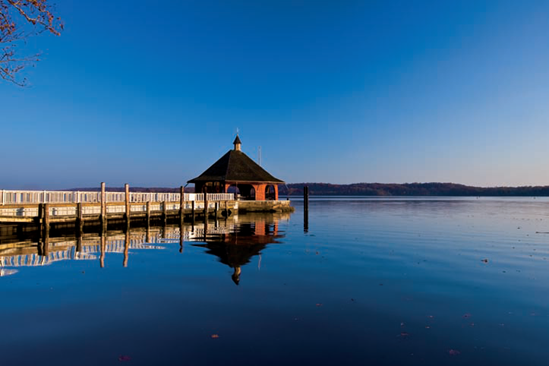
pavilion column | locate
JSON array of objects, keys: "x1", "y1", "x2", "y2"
[
  {"x1": 254, "y1": 184, "x2": 267, "y2": 201},
  {"x1": 274, "y1": 185, "x2": 279, "y2": 201}
]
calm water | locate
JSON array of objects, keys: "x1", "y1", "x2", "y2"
[{"x1": 1, "y1": 197, "x2": 548, "y2": 366}]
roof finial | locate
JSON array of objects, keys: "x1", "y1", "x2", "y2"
[{"x1": 233, "y1": 134, "x2": 242, "y2": 151}]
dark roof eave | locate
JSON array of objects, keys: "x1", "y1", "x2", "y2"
[{"x1": 187, "y1": 178, "x2": 284, "y2": 184}]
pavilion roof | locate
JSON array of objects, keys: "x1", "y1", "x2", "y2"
[{"x1": 188, "y1": 149, "x2": 284, "y2": 184}]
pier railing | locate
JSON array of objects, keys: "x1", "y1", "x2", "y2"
[{"x1": 0, "y1": 190, "x2": 234, "y2": 205}]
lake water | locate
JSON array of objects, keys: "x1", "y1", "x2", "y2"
[{"x1": 0, "y1": 197, "x2": 548, "y2": 366}]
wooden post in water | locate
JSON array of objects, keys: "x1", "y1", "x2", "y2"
[
  {"x1": 225, "y1": 200, "x2": 228, "y2": 219},
  {"x1": 100, "y1": 182, "x2": 107, "y2": 232},
  {"x1": 179, "y1": 186, "x2": 185, "y2": 225},
  {"x1": 146, "y1": 201, "x2": 151, "y2": 227},
  {"x1": 124, "y1": 183, "x2": 130, "y2": 226},
  {"x1": 76, "y1": 203, "x2": 84, "y2": 234},
  {"x1": 43, "y1": 203, "x2": 50, "y2": 236},
  {"x1": 39, "y1": 203, "x2": 50, "y2": 255},
  {"x1": 204, "y1": 189, "x2": 209, "y2": 221},
  {"x1": 304, "y1": 185, "x2": 309, "y2": 233},
  {"x1": 191, "y1": 200, "x2": 195, "y2": 224},
  {"x1": 162, "y1": 201, "x2": 168, "y2": 226},
  {"x1": 214, "y1": 201, "x2": 218, "y2": 218}
]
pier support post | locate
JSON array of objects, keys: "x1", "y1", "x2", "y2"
[
  {"x1": 39, "y1": 203, "x2": 50, "y2": 237},
  {"x1": 192, "y1": 200, "x2": 195, "y2": 224},
  {"x1": 100, "y1": 182, "x2": 107, "y2": 232},
  {"x1": 214, "y1": 201, "x2": 218, "y2": 218},
  {"x1": 76, "y1": 203, "x2": 84, "y2": 234},
  {"x1": 125, "y1": 183, "x2": 131, "y2": 226},
  {"x1": 180, "y1": 186, "x2": 185, "y2": 225},
  {"x1": 204, "y1": 190, "x2": 208, "y2": 220},
  {"x1": 146, "y1": 201, "x2": 151, "y2": 227},
  {"x1": 38, "y1": 203, "x2": 50, "y2": 257},
  {"x1": 162, "y1": 201, "x2": 167, "y2": 226}
]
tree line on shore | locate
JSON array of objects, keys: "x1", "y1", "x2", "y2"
[
  {"x1": 278, "y1": 183, "x2": 549, "y2": 196},
  {"x1": 72, "y1": 182, "x2": 549, "y2": 196}
]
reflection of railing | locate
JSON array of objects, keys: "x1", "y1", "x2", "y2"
[
  {"x1": 0, "y1": 238, "x2": 166, "y2": 268},
  {"x1": 0, "y1": 190, "x2": 234, "y2": 205}
]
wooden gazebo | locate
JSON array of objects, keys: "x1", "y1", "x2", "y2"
[{"x1": 188, "y1": 136, "x2": 284, "y2": 200}]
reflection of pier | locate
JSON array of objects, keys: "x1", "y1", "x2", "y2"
[{"x1": 0, "y1": 211, "x2": 292, "y2": 279}]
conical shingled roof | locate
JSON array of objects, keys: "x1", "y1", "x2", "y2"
[{"x1": 188, "y1": 149, "x2": 284, "y2": 184}]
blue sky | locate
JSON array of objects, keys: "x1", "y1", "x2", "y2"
[{"x1": 1, "y1": 0, "x2": 549, "y2": 189}]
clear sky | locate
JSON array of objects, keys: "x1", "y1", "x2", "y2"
[{"x1": 1, "y1": 0, "x2": 549, "y2": 189}]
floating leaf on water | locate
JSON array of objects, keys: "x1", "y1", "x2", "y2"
[
  {"x1": 211, "y1": 334, "x2": 219, "y2": 339},
  {"x1": 481, "y1": 259, "x2": 489, "y2": 263},
  {"x1": 463, "y1": 313, "x2": 472, "y2": 318}
]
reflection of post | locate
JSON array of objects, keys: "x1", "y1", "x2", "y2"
[
  {"x1": 304, "y1": 185, "x2": 309, "y2": 233},
  {"x1": 123, "y1": 227, "x2": 130, "y2": 267},
  {"x1": 100, "y1": 231, "x2": 106, "y2": 268},
  {"x1": 76, "y1": 228, "x2": 83, "y2": 254},
  {"x1": 146, "y1": 201, "x2": 151, "y2": 227},
  {"x1": 146, "y1": 223, "x2": 151, "y2": 244},
  {"x1": 232, "y1": 266, "x2": 241, "y2": 285},
  {"x1": 179, "y1": 221, "x2": 184, "y2": 254},
  {"x1": 38, "y1": 218, "x2": 50, "y2": 257},
  {"x1": 204, "y1": 213, "x2": 208, "y2": 241}
]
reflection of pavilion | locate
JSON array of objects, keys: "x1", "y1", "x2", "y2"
[{"x1": 189, "y1": 213, "x2": 289, "y2": 285}]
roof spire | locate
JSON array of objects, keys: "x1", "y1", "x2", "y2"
[{"x1": 233, "y1": 135, "x2": 242, "y2": 151}]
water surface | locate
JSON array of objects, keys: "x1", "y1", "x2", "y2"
[{"x1": 1, "y1": 197, "x2": 548, "y2": 365}]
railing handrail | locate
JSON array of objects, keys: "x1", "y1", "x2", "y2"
[{"x1": 0, "y1": 190, "x2": 234, "y2": 205}]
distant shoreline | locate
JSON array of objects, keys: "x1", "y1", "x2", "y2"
[
  {"x1": 280, "y1": 183, "x2": 549, "y2": 197},
  {"x1": 62, "y1": 182, "x2": 549, "y2": 197}
]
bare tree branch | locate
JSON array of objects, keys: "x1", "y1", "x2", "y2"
[{"x1": 0, "y1": 0, "x2": 62, "y2": 86}]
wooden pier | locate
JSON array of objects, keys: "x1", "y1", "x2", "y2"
[{"x1": 0, "y1": 184, "x2": 293, "y2": 231}]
